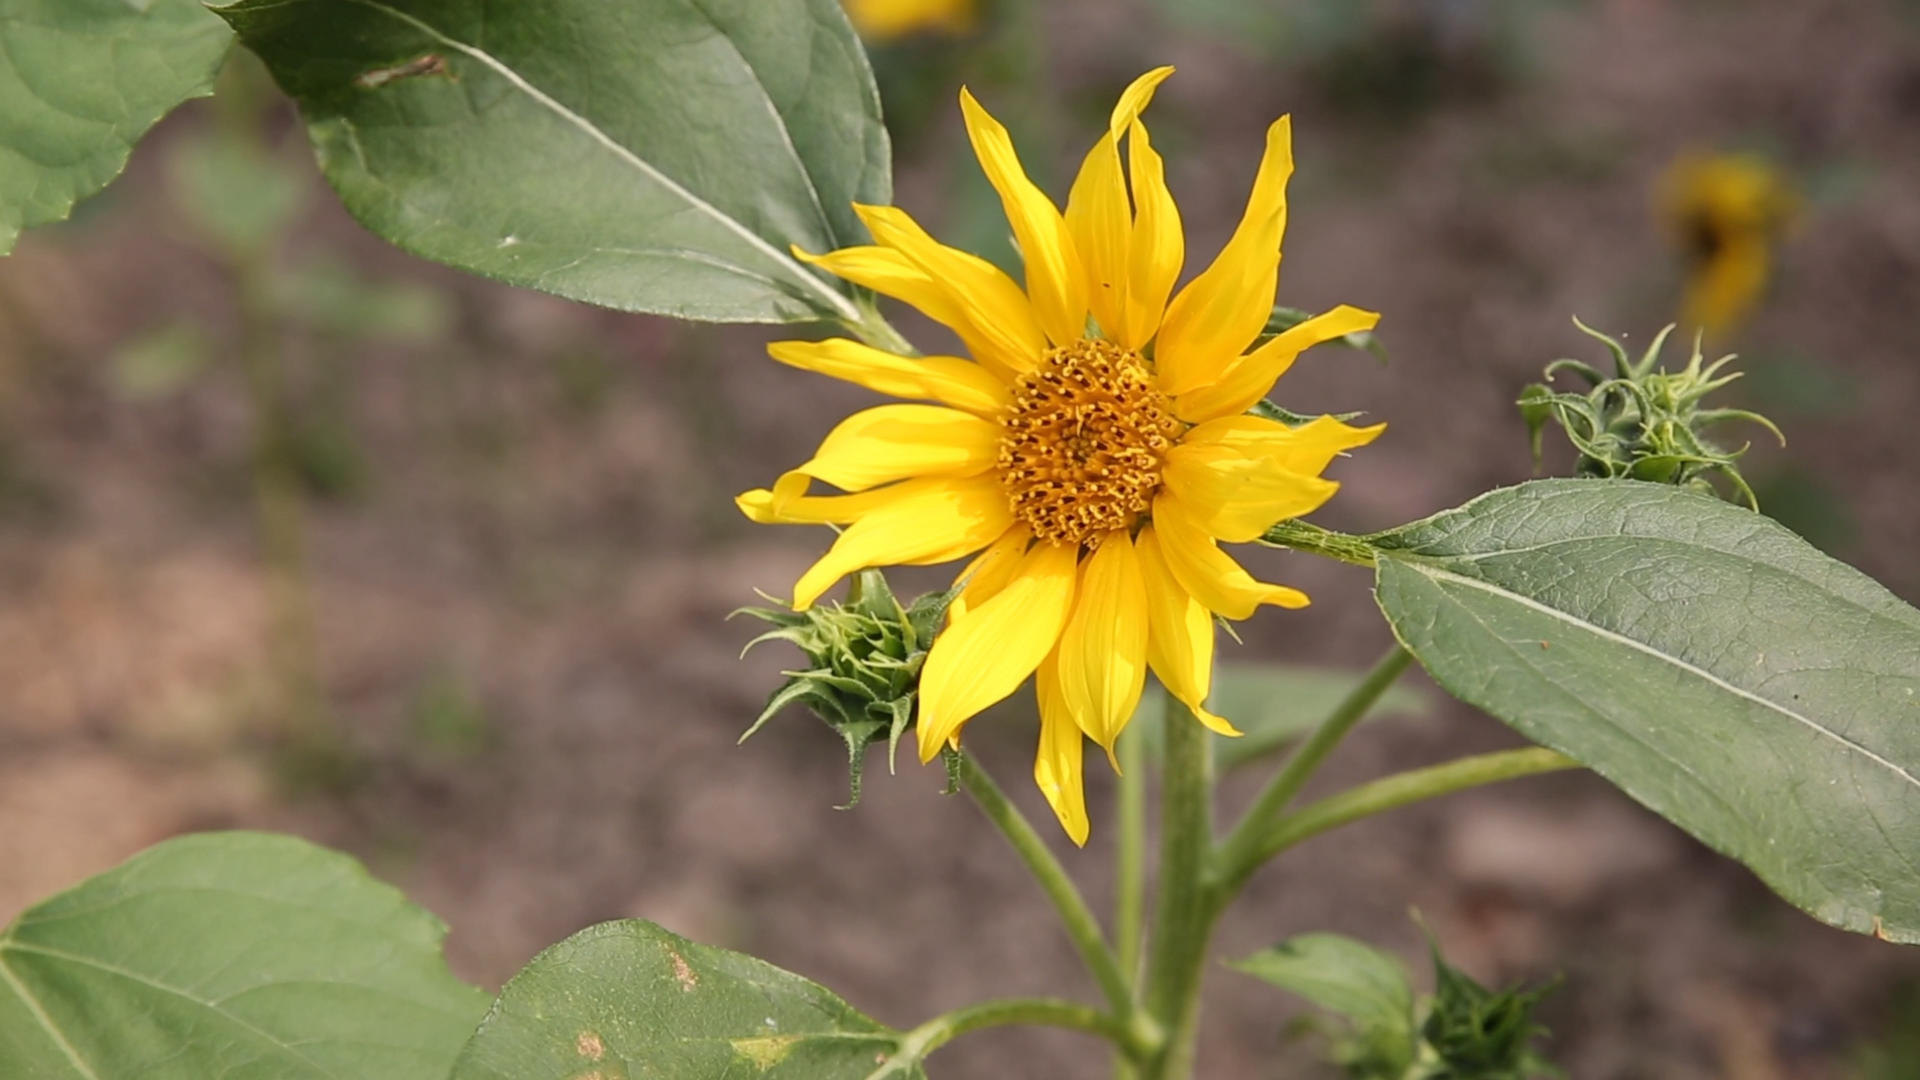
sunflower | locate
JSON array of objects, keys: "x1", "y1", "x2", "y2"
[
  {"x1": 842, "y1": 0, "x2": 975, "y2": 42},
  {"x1": 1660, "y1": 152, "x2": 1796, "y2": 338},
  {"x1": 738, "y1": 67, "x2": 1382, "y2": 843}
]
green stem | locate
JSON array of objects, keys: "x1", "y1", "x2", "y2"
[
  {"x1": 1225, "y1": 748, "x2": 1580, "y2": 892},
  {"x1": 1261, "y1": 519, "x2": 1379, "y2": 567},
  {"x1": 1115, "y1": 722, "x2": 1147, "y2": 985},
  {"x1": 1140, "y1": 702, "x2": 1216, "y2": 1080},
  {"x1": 875, "y1": 998, "x2": 1141, "y2": 1078},
  {"x1": 1215, "y1": 645, "x2": 1414, "y2": 889},
  {"x1": 957, "y1": 753, "x2": 1133, "y2": 1015},
  {"x1": 843, "y1": 302, "x2": 919, "y2": 356}
]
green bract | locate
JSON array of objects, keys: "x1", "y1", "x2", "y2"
[
  {"x1": 738, "y1": 570, "x2": 954, "y2": 805},
  {"x1": 1519, "y1": 320, "x2": 1782, "y2": 507}
]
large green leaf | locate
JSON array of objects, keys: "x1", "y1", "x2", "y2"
[
  {"x1": 214, "y1": 0, "x2": 889, "y2": 324},
  {"x1": 0, "y1": 0, "x2": 233, "y2": 253},
  {"x1": 0, "y1": 831, "x2": 489, "y2": 1079},
  {"x1": 450, "y1": 920, "x2": 917, "y2": 1080},
  {"x1": 1371, "y1": 479, "x2": 1920, "y2": 942}
]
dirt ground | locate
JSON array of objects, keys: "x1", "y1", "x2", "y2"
[{"x1": 3, "y1": 1, "x2": 1919, "y2": 1077}]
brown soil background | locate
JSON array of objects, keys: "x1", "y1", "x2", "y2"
[{"x1": 3, "y1": 1, "x2": 1920, "y2": 1077}]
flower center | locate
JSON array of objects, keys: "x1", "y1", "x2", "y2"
[{"x1": 998, "y1": 338, "x2": 1182, "y2": 548}]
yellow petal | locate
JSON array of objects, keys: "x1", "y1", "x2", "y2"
[
  {"x1": 1034, "y1": 650, "x2": 1091, "y2": 846},
  {"x1": 767, "y1": 337, "x2": 1010, "y2": 418},
  {"x1": 737, "y1": 483, "x2": 914, "y2": 525},
  {"x1": 1181, "y1": 413, "x2": 1386, "y2": 478},
  {"x1": 1151, "y1": 495, "x2": 1309, "y2": 619},
  {"x1": 856, "y1": 203, "x2": 1048, "y2": 376},
  {"x1": 1160, "y1": 443, "x2": 1341, "y2": 543},
  {"x1": 1124, "y1": 119, "x2": 1184, "y2": 352},
  {"x1": 959, "y1": 87, "x2": 1088, "y2": 348},
  {"x1": 1173, "y1": 305, "x2": 1380, "y2": 423},
  {"x1": 1153, "y1": 117, "x2": 1294, "y2": 396},
  {"x1": 773, "y1": 405, "x2": 1000, "y2": 506},
  {"x1": 1134, "y1": 528, "x2": 1238, "y2": 736},
  {"x1": 792, "y1": 244, "x2": 969, "y2": 330},
  {"x1": 1056, "y1": 534, "x2": 1150, "y2": 754},
  {"x1": 791, "y1": 477, "x2": 1012, "y2": 609},
  {"x1": 949, "y1": 526, "x2": 1032, "y2": 623},
  {"x1": 1065, "y1": 67, "x2": 1176, "y2": 343},
  {"x1": 1066, "y1": 130, "x2": 1131, "y2": 341},
  {"x1": 917, "y1": 541, "x2": 1078, "y2": 760}
]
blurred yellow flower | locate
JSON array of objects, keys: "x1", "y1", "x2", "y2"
[
  {"x1": 1660, "y1": 152, "x2": 1796, "y2": 338},
  {"x1": 843, "y1": 0, "x2": 974, "y2": 41},
  {"x1": 739, "y1": 68, "x2": 1380, "y2": 843}
]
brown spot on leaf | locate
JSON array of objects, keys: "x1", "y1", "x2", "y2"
[
  {"x1": 668, "y1": 946, "x2": 698, "y2": 990},
  {"x1": 354, "y1": 54, "x2": 452, "y2": 90},
  {"x1": 576, "y1": 1031, "x2": 605, "y2": 1060},
  {"x1": 1874, "y1": 916, "x2": 1892, "y2": 941}
]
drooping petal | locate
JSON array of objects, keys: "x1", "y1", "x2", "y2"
[
  {"x1": 1124, "y1": 119, "x2": 1184, "y2": 351},
  {"x1": 917, "y1": 541, "x2": 1078, "y2": 760},
  {"x1": 1034, "y1": 650, "x2": 1091, "y2": 846},
  {"x1": 1151, "y1": 495, "x2": 1309, "y2": 619},
  {"x1": 737, "y1": 483, "x2": 913, "y2": 525},
  {"x1": 767, "y1": 338, "x2": 1011, "y2": 417},
  {"x1": 1160, "y1": 442, "x2": 1341, "y2": 543},
  {"x1": 1065, "y1": 67, "x2": 1176, "y2": 343},
  {"x1": 1173, "y1": 306, "x2": 1380, "y2": 423},
  {"x1": 960, "y1": 88, "x2": 1089, "y2": 348},
  {"x1": 772, "y1": 405, "x2": 1000, "y2": 507},
  {"x1": 949, "y1": 526, "x2": 1032, "y2": 623},
  {"x1": 1180, "y1": 414, "x2": 1386, "y2": 477},
  {"x1": 856, "y1": 203, "x2": 1048, "y2": 376},
  {"x1": 1055, "y1": 533, "x2": 1150, "y2": 756},
  {"x1": 1134, "y1": 528, "x2": 1238, "y2": 736},
  {"x1": 790, "y1": 477, "x2": 1013, "y2": 609},
  {"x1": 792, "y1": 245, "x2": 971, "y2": 331},
  {"x1": 1153, "y1": 117, "x2": 1295, "y2": 396}
]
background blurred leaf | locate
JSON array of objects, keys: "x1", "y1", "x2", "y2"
[
  {"x1": 214, "y1": 0, "x2": 890, "y2": 325},
  {"x1": 450, "y1": 919, "x2": 917, "y2": 1080},
  {"x1": 1371, "y1": 479, "x2": 1920, "y2": 943},
  {"x1": 276, "y1": 259, "x2": 454, "y2": 343},
  {"x1": 169, "y1": 130, "x2": 306, "y2": 257},
  {"x1": 0, "y1": 831, "x2": 489, "y2": 1079},
  {"x1": 0, "y1": 0, "x2": 233, "y2": 253},
  {"x1": 110, "y1": 321, "x2": 213, "y2": 399},
  {"x1": 1134, "y1": 662, "x2": 1429, "y2": 771}
]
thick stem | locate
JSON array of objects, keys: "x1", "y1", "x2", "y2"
[
  {"x1": 957, "y1": 753, "x2": 1133, "y2": 1015},
  {"x1": 1115, "y1": 722, "x2": 1147, "y2": 985},
  {"x1": 1140, "y1": 705, "x2": 1216, "y2": 1080},
  {"x1": 1215, "y1": 645, "x2": 1414, "y2": 887},
  {"x1": 874, "y1": 998, "x2": 1140, "y2": 1079},
  {"x1": 1224, "y1": 748, "x2": 1580, "y2": 892}
]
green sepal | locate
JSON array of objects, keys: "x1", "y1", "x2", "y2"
[
  {"x1": 1418, "y1": 926, "x2": 1562, "y2": 1080},
  {"x1": 1251, "y1": 399, "x2": 1371, "y2": 429}
]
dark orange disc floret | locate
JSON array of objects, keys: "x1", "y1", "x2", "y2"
[{"x1": 998, "y1": 338, "x2": 1183, "y2": 548}]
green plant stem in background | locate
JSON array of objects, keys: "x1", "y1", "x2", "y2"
[
  {"x1": 878, "y1": 997, "x2": 1143, "y2": 1077},
  {"x1": 957, "y1": 753, "x2": 1134, "y2": 1015},
  {"x1": 1140, "y1": 702, "x2": 1217, "y2": 1080},
  {"x1": 1215, "y1": 645, "x2": 1415, "y2": 888},
  {"x1": 1236, "y1": 748, "x2": 1581, "y2": 886},
  {"x1": 235, "y1": 254, "x2": 332, "y2": 764},
  {"x1": 1112, "y1": 715, "x2": 1150, "y2": 1080},
  {"x1": 1115, "y1": 722, "x2": 1148, "y2": 985}
]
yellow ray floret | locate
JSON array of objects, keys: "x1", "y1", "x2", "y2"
[{"x1": 743, "y1": 67, "x2": 1381, "y2": 842}]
